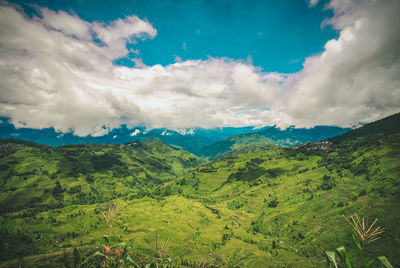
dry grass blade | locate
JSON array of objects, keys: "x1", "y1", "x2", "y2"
[
  {"x1": 159, "y1": 238, "x2": 172, "y2": 254},
  {"x1": 343, "y1": 211, "x2": 385, "y2": 245},
  {"x1": 156, "y1": 238, "x2": 172, "y2": 262},
  {"x1": 97, "y1": 203, "x2": 119, "y2": 226}
]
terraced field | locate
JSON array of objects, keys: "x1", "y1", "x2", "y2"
[{"x1": 0, "y1": 114, "x2": 399, "y2": 267}]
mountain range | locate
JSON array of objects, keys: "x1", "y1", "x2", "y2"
[{"x1": 0, "y1": 118, "x2": 349, "y2": 157}]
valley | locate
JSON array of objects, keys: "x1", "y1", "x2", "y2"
[{"x1": 0, "y1": 113, "x2": 399, "y2": 267}]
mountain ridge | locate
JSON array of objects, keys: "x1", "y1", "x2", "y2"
[
  {"x1": 200, "y1": 125, "x2": 349, "y2": 159},
  {"x1": 0, "y1": 118, "x2": 350, "y2": 156}
]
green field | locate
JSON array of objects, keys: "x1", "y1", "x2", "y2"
[{"x1": 0, "y1": 114, "x2": 399, "y2": 267}]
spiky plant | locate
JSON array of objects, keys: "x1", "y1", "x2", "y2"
[
  {"x1": 325, "y1": 210, "x2": 393, "y2": 268},
  {"x1": 97, "y1": 203, "x2": 119, "y2": 228},
  {"x1": 343, "y1": 211, "x2": 384, "y2": 247},
  {"x1": 156, "y1": 238, "x2": 173, "y2": 264}
]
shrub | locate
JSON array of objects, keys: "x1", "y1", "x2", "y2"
[
  {"x1": 319, "y1": 175, "x2": 336, "y2": 190},
  {"x1": 358, "y1": 189, "x2": 367, "y2": 196},
  {"x1": 227, "y1": 197, "x2": 247, "y2": 210},
  {"x1": 267, "y1": 199, "x2": 279, "y2": 208},
  {"x1": 52, "y1": 181, "x2": 64, "y2": 201}
]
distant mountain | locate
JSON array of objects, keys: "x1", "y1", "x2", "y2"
[
  {"x1": 199, "y1": 126, "x2": 350, "y2": 159},
  {"x1": 0, "y1": 118, "x2": 351, "y2": 157},
  {"x1": 0, "y1": 118, "x2": 263, "y2": 155}
]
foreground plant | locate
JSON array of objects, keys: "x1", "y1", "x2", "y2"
[
  {"x1": 79, "y1": 235, "x2": 137, "y2": 268},
  {"x1": 149, "y1": 229, "x2": 174, "y2": 267},
  {"x1": 80, "y1": 233, "x2": 176, "y2": 268},
  {"x1": 97, "y1": 203, "x2": 119, "y2": 228},
  {"x1": 344, "y1": 212, "x2": 385, "y2": 248},
  {"x1": 325, "y1": 210, "x2": 393, "y2": 268}
]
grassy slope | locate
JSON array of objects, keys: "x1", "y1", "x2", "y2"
[
  {"x1": 0, "y1": 138, "x2": 201, "y2": 214},
  {"x1": 168, "y1": 135, "x2": 400, "y2": 266},
  {"x1": 0, "y1": 115, "x2": 399, "y2": 267}
]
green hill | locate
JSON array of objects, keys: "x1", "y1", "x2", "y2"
[
  {"x1": 199, "y1": 126, "x2": 349, "y2": 160},
  {"x1": 0, "y1": 138, "x2": 201, "y2": 214},
  {"x1": 331, "y1": 112, "x2": 400, "y2": 144},
  {"x1": 0, "y1": 114, "x2": 399, "y2": 267}
]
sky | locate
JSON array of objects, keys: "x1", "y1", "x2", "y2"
[{"x1": 0, "y1": 0, "x2": 399, "y2": 136}]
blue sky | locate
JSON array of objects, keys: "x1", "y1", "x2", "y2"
[
  {"x1": 0, "y1": 0, "x2": 399, "y2": 135},
  {"x1": 11, "y1": 0, "x2": 337, "y2": 72}
]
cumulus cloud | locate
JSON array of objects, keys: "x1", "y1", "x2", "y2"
[
  {"x1": 92, "y1": 16, "x2": 157, "y2": 59},
  {"x1": 0, "y1": 3, "x2": 156, "y2": 136},
  {"x1": 39, "y1": 8, "x2": 91, "y2": 41},
  {"x1": 283, "y1": 0, "x2": 400, "y2": 127},
  {"x1": 0, "y1": 0, "x2": 399, "y2": 136}
]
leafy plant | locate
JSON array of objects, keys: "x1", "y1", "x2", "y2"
[
  {"x1": 150, "y1": 229, "x2": 174, "y2": 267},
  {"x1": 79, "y1": 233, "x2": 176, "y2": 268},
  {"x1": 325, "y1": 211, "x2": 393, "y2": 268},
  {"x1": 80, "y1": 235, "x2": 138, "y2": 268},
  {"x1": 325, "y1": 246, "x2": 352, "y2": 268}
]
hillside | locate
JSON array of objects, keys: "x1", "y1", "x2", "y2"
[
  {"x1": 0, "y1": 114, "x2": 399, "y2": 267},
  {"x1": 0, "y1": 138, "x2": 201, "y2": 214},
  {"x1": 199, "y1": 126, "x2": 349, "y2": 159},
  {"x1": 331, "y1": 112, "x2": 400, "y2": 144}
]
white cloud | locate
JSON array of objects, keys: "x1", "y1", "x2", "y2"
[
  {"x1": 38, "y1": 8, "x2": 91, "y2": 41},
  {"x1": 177, "y1": 128, "x2": 195, "y2": 135},
  {"x1": 283, "y1": 0, "x2": 400, "y2": 127},
  {"x1": 132, "y1": 58, "x2": 146, "y2": 68},
  {"x1": 174, "y1": 55, "x2": 182, "y2": 62},
  {"x1": 130, "y1": 129, "x2": 141, "y2": 136},
  {"x1": 308, "y1": 0, "x2": 319, "y2": 7},
  {"x1": 0, "y1": 0, "x2": 399, "y2": 136},
  {"x1": 0, "y1": 3, "x2": 156, "y2": 136},
  {"x1": 160, "y1": 130, "x2": 172, "y2": 136},
  {"x1": 92, "y1": 15, "x2": 157, "y2": 59}
]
